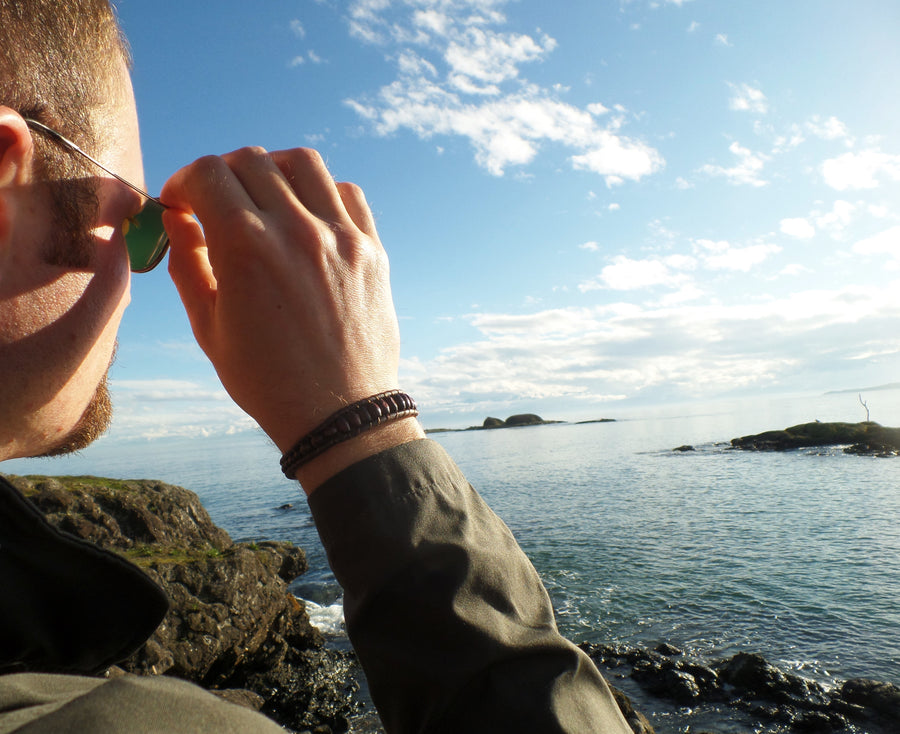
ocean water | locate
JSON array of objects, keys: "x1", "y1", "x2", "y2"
[{"x1": 5, "y1": 391, "x2": 900, "y2": 732}]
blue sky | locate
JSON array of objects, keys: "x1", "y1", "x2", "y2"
[{"x1": 104, "y1": 0, "x2": 900, "y2": 440}]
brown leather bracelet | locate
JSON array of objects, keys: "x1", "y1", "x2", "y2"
[{"x1": 280, "y1": 390, "x2": 419, "y2": 479}]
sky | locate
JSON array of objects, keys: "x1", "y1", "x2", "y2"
[{"x1": 101, "y1": 0, "x2": 900, "y2": 441}]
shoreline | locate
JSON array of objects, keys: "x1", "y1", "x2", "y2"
[{"x1": 307, "y1": 614, "x2": 899, "y2": 734}]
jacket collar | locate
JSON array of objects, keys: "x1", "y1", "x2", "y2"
[{"x1": 0, "y1": 474, "x2": 168, "y2": 675}]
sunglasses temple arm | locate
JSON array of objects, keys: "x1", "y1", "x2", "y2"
[{"x1": 24, "y1": 119, "x2": 166, "y2": 208}]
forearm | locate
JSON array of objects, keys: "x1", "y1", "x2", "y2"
[
  {"x1": 308, "y1": 439, "x2": 631, "y2": 734},
  {"x1": 162, "y1": 147, "x2": 628, "y2": 732}
]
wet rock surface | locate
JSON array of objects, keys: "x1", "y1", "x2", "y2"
[
  {"x1": 581, "y1": 642, "x2": 899, "y2": 733},
  {"x1": 12, "y1": 474, "x2": 358, "y2": 733}
]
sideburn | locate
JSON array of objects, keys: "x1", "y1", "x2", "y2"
[{"x1": 42, "y1": 176, "x2": 101, "y2": 270}]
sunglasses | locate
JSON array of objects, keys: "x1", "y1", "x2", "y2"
[{"x1": 24, "y1": 118, "x2": 169, "y2": 273}]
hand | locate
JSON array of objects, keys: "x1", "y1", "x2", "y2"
[{"x1": 160, "y1": 147, "x2": 422, "y2": 484}]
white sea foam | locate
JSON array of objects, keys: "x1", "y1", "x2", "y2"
[{"x1": 303, "y1": 599, "x2": 346, "y2": 636}]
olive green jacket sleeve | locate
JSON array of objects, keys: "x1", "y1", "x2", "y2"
[{"x1": 308, "y1": 439, "x2": 631, "y2": 734}]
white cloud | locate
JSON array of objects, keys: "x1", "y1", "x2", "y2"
[
  {"x1": 290, "y1": 19, "x2": 306, "y2": 38},
  {"x1": 815, "y1": 200, "x2": 856, "y2": 235},
  {"x1": 729, "y1": 83, "x2": 768, "y2": 115},
  {"x1": 715, "y1": 33, "x2": 732, "y2": 47},
  {"x1": 693, "y1": 239, "x2": 781, "y2": 271},
  {"x1": 580, "y1": 241, "x2": 600, "y2": 251},
  {"x1": 580, "y1": 254, "x2": 694, "y2": 292},
  {"x1": 780, "y1": 217, "x2": 816, "y2": 239},
  {"x1": 112, "y1": 379, "x2": 230, "y2": 403},
  {"x1": 290, "y1": 50, "x2": 324, "y2": 67},
  {"x1": 699, "y1": 141, "x2": 769, "y2": 187},
  {"x1": 399, "y1": 282, "x2": 900, "y2": 417},
  {"x1": 571, "y1": 131, "x2": 664, "y2": 183},
  {"x1": 107, "y1": 379, "x2": 256, "y2": 441},
  {"x1": 806, "y1": 115, "x2": 850, "y2": 142},
  {"x1": 780, "y1": 263, "x2": 810, "y2": 277},
  {"x1": 771, "y1": 125, "x2": 806, "y2": 153},
  {"x1": 852, "y1": 225, "x2": 900, "y2": 257},
  {"x1": 822, "y1": 149, "x2": 900, "y2": 190},
  {"x1": 445, "y1": 27, "x2": 556, "y2": 86},
  {"x1": 345, "y1": 0, "x2": 663, "y2": 182}
]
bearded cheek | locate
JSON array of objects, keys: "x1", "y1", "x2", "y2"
[{"x1": 39, "y1": 376, "x2": 113, "y2": 457}]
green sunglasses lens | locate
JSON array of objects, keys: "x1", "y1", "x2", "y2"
[{"x1": 126, "y1": 201, "x2": 169, "y2": 273}]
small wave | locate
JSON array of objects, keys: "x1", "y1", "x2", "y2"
[{"x1": 303, "y1": 598, "x2": 346, "y2": 636}]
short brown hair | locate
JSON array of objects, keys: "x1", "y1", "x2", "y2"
[
  {"x1": 0, "y1": 1, "x2": 130, "y2": 268},
  {"x1": 0, "y1": 0, "x2": 129, "y2": 168}
]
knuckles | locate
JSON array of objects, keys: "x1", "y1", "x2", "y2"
[
  {"x1": 226, "y1": 145, "x2": 271, "y2": 168},
  {"x1": 336, "y1": 181, "x2": 365, "y2": 200},
  {"x1": 281, "y1": 147, "x2": 326, "y2": 169}
]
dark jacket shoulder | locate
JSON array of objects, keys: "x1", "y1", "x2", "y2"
[{"x1": 0, "y1": 475, "x2": 168, "y2": 675}]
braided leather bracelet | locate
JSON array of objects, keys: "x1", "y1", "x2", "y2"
[{"x1": 280, "y1": 390, "x2": 418, "y2": 479}]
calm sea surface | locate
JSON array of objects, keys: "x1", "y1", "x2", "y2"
[{"x1": 5, "y1": 391, "x2": 899, "y2": 732}]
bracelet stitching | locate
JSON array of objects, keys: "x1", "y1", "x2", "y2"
[{"x1": 280, "y1": 390, "x2": 418, "y2": 479}]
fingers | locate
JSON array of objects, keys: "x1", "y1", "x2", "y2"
[
  {"x1": 164, "y1": 208, "x2": 216, "y2": 350},
  {"x1": 337, "y1": 182, "x2": 379, "y2": 239},
  {"x1": 160, "y1": 145, "x2": 382, "y2": 335},
  {"x1": 269, "y1": 148, "x2": 348, "y2": 225},
  {"x1": 161, "y1": 146, "x2": 358, "y2": 234}
]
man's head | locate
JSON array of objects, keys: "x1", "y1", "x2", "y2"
[{"x1": 0, "y1": 0, "x2": 141, "y2": 460}]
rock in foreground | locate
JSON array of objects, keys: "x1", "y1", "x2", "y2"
[
  {"x1": 7, "y1": 474, "x2": 356, "y2": 733},
  {"x1": 582, "y1": 643, "x2": 899, "y2": 733}
]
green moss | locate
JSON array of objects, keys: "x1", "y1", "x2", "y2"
[
  {"x1": 121, "y1": 545, "x2": 228, "y2": 568},
  {"x1": 21, "y1": 475, "x2": 138, "y2": 495}
]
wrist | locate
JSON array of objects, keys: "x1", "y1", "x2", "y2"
[
  {"x1": 293, "y1": 417, "x2": 426, "y2": 494},
  {"x1": 277, "y1": 390, "x2": 425, "y2": 494}
]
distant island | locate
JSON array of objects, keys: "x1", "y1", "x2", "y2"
[
  {"x1": 426, "y1": 414, "x2": 615, "y2": 434},
  {"x1": 712, "y1": 421, "x2": 900, "y2": 456}
]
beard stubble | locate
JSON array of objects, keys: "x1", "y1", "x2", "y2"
[{"x1": 32, "y1": 165, "x2": 116, "y2": 457}]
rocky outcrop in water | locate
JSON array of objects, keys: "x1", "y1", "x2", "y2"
[
  {"x1": 9, "y1": 474, "x2": 356, "y2": 733},
  {"x1": 581, "y1": 642, "x2": 899, "y2": 733},
  {"x1": 426, "y1": 414, "x2": 616, "y2": 433},
  {"x1": 481, "y1": 414, "x2": 557, "y2": 429},
  {"x1": 731, "y1": 421, "x2": 900, "y2": 455}
]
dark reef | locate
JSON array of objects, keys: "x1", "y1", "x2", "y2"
[
  {"x1": 426, "y1": 414, "x2": 615, "y2": 433},
  {"x1": 731, "y1": 421, "x2": 900, "y2": 456},
  {"x1": 583, "y1": 643, "x2": 899, "y2": 734}
]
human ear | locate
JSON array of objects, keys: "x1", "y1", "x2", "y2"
[
  {"x1": 0, "y1": 109, "x2": 35, "y2": 253},
  {"x1": 0, "y1": 108, "x2": 34, "y2": 189}
]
